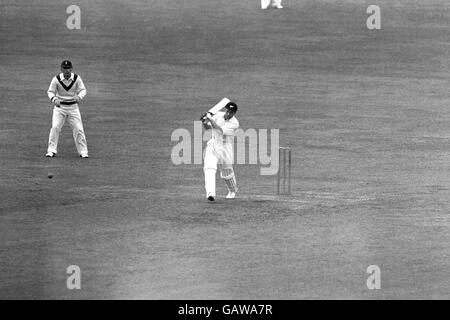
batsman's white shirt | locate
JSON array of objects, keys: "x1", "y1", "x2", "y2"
[{"x1": 204, "y1": 111, "x2": 239, "y2": 168}]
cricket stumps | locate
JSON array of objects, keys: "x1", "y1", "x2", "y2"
[{"x1": 277, "y1": 147, "x2": 291, "y2": 195}]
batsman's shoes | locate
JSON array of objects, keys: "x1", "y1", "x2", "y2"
[
  {"x1": 80, "y1": 154, "x2": 89, "y2": 158},
  {"x1": 226, "y1": 192, "x2": 236, "y2": 199},
  {"x1": 45, "y1": 152, "x2": 56, "y2": 158},
  {"x1": 207, "y1": 193, "x2": 215, "y2": 201}
]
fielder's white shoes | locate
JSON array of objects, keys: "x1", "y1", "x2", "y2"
[
  {"x1": 45, "y1": 152, "x2": 56, "y2": 158},
  {"x1": 80, "y1": 154, "x2": 89, "y2": 158},
  {"x1": 226, "y1": 191, "x2": 236, "y2": 199}
]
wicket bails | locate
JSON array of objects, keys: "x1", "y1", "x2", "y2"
[{"x1": 277, "y1": 147, "x2": 291, "y2": 195}]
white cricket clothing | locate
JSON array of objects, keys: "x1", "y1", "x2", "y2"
[
  {"x1": 46, "y1": 73, "x2": 88, "y2": 156},
  {"x1": 203, "y1": 112, "x2": 239, "y2": 197},
  {"x1": 205, "y1": 111, "x2": 239, "y2": 167},
  {"x1": 204, "y1": 168, "x2": 217, "y2": 197},
  {"x1": 47, "y1": 73, "x2": 86, "y2": 104},
  {"x1": 47, "y1": 105, "x2": 88, "y2": 155}
]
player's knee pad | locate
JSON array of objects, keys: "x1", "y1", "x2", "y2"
[
  {"x1": 220, "y1": 168, "x2": 235, "y2": 180},
  {"x1": 221, "y1": 169, "x2": 237, "y2": 192}
]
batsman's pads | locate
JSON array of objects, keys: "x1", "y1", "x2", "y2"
[{"x1": 221, "y1": 168, "x2": 237, "y2": 193}]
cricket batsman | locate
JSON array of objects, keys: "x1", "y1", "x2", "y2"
[
  {"x1": 45, "y1": 60, "x2": 89, "y2": 158},
  {"x1": 201, "y1": 101, "x2": 239, "y2": 201}
]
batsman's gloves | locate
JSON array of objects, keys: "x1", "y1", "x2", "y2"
[
  {"x1": 200, "y1": 112, "x2": 213, "y2": 121},
  {"x1": 202, "y1": 120, "x2": 212, "y2": 129}
]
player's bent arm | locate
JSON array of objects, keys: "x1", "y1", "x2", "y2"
[
  {"x1": 207, "y1": 116, "x2": 223, "y2": 135},
  {"x1": 47, "y1": 77, "x2": 58, "y2": 101},
  {"x1": 76, "y1": 77, "x2": 87, "y2": 100},
  {"x1": 47, "y1": 77, "x2": 61, "y2": 106}
]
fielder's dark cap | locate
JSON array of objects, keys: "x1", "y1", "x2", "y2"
[
  {"x1": 225, "y1": 101, "x2": 238, "y2": 112},
  {"x1": 61, "y1": 60, "x2": 73, "y2": 69}
]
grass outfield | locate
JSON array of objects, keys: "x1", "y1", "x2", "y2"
[{"x1": 1, "y1": 0, "x2": 450, "y2": 299}]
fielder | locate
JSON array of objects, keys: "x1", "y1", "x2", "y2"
[
  {"x1": 262, "y1": 0, "x2": 283, "y2": 9},
  {"x1": 201, "y1": 101, "x2": 239, "y2": 201},
  {"x1": 45, "y1": 60, "x2": 89, "y2": 158}
]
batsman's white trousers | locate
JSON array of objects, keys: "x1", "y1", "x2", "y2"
[
  {"x1": 203, "y1": 144, "x2": 236, "y2": 197},
  {"x1": 47, "y1": 104, "x2": 88, "y2": 155}
]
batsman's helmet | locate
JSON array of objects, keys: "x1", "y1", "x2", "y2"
[{"x1": 225, "y1": 101, "x2": 238, "y2": 112}]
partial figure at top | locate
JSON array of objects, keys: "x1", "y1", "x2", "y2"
[{"x1": 262, "y1": 0, "x2": 283, "y2": 9}]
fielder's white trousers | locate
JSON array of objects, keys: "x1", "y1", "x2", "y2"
[
  {"x1": 47, "y1": 104, "x2": 88, "y2": 156},
  {"x1": 203, "y1": 143, "x2": 237, "y2": 197}
]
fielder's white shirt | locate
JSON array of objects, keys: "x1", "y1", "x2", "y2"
[
  {"x1": 47, "y1": 73, "x2": 86, "y2": 103},
  {"x1": 207, "y1": 111, "x2": 239, "y2": 162}
]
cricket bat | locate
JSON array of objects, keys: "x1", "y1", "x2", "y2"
[
  {"x1": 200, "y1": 97, "x2": 230, "y2": 121},
  {"x1": 208, "y1": 97, "x2": 230, "y2": 115}
]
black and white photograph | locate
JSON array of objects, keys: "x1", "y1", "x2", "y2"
[{"x1": 1, "y1": 0, "x2": 449, "y2": 304}]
